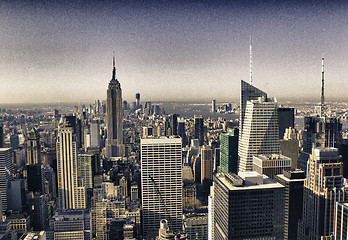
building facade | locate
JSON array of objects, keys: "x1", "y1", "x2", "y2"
[
  {"x1": 141, "y1": 137, "x2": 183, "y2": 238},
  {"x1": 105, "y1": 56, "x2": 125, "y2": 158}
]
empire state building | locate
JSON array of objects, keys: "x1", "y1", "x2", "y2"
[{"x1": 106, "y1": 56, "x2": 125, "y2": 158}]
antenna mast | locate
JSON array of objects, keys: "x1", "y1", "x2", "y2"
[
  {"x1": 250, "y1": 35, "x2": 253, "y2": 85},
  {"x1": 320, "y1": 57, "x2": 325, "y2": 117}
]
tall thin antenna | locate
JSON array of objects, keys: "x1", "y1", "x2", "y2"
[
  {"x1": 112, "y1": 51, "x2": 116, "y2": 80},
  {"x1": 321, "y1": 57, "x2": 325, "y2": 106},
  {"x1": 250, "y1": 35, "x2": 253, "y2": 85}
]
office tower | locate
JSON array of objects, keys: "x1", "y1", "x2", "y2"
[
  {"x1": 48, "y1": 209, "x2": 92, "y2": 240},
  {"x1": 214, "y1": 172, "x2": 285, "y2": 239},
  {"x1": 10, "y1": 135, "x2": 19, "y2": 149},
  {"x1": 275, "y1": 169, "x2": 305, "y2": 240},
  {"x1": 194, "y1": 115, "x2": 204, "y2": 146},
  {"x1": 131, "y1": 184, "x2": 138, "y2": 201},
  {"x1": 208, "y1": 185, "x2": 214, "y2": 240},
  {"x1": 178, "y1": 121, "x2": 186, "y2": 146},
  {"x1": 299, "y1": 59, "x2": 342, "y2": 171},
  {"x1": 171, "y1": 114, "x2": 178, "y2": 136},
  {"x1": 27, "y1": 193, "x2": 49, "y2": 231},
  {"x1": 252, "y1": 154, "x2": 291, "y2": 179},
  {"x1": 135, "y1": 92, "x2": 140, "y2": 109},
  {"x1": 141, "y1": 137, "x2": 182, "y2": 238},
  {"x1": 201, "y1": 145, "x2": 213, "y2": 188},
  {"x1": 238, "y1": 96, "x2": 280, "y2": 172},
  {"x1": 77, "y1": 153, "x2": 94, "y2": 189},
  {"x1": 42, "y1": 165, "x2": 57, "y2": 200},
  {"x1": 239, "y1": 80, "x2": 267, "y2": 133},
  {"x1": 334, "y1": 201, "x2": 348, "y2": 239},
  {"x1": 280, "y1": 127, "x2": 300, "y2": 169},
  {"x1": 90, "y1": 120, "x2": 100, "y2": 148},
  {"x1": 0, "y1": 148, "x2": 14, "y2": 213},
  {"x1": 278, "y1": 108, "x2": 295, "y2": 139},
  {"x1": 27, "y1": 164, "x2": 42, "y2": 193},
  {"x1": 7, "y1": 179, "x2": 25, "y2": 212},
  {"x1": 0, "y1": 126, "x2": 4, "y2": 148},
  {"x1": 211, "y1": 100, "x2": 216, "y2": 112},
  {"x1": 213, "y1": 148, "x2": 220, "y2": 172},
  {"x1": 106, "y1": 56, "x2": 125, "y2": 158},
  {"x1": 94, "y1": 198, "x2": 127, "y2": 240},
  {"x1": 220, "y1": 128, "x2": 239, "y2": 174},
  {"x1": 184, "y1": 213, "x2": 208, "y2": 240},
  {"x1": 298, "y1": 148, "x2": 346, "y2": 239},
  {"x1": 56, "y1": 116, "x2": 86, "y2": 210},
  {"x1": 26, "y1": 128, "x2": 41, "y2": 165}
]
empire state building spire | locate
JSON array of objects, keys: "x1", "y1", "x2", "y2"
[
  {"x1": 320, "y1": 57, "x2": 326, "y2": 117},
  {"x1": 112, "y1": 53, "x2": 116, "y2": 80}
]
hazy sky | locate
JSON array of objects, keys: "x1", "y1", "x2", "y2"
[{"x1": 0, "y1": 0, "x2": 347, "y2": 103}]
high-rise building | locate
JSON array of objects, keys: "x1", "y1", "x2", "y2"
[
  {"x1": 141, "y1": 137, "x2": 182, "y2": 238},
  {"x1": 252, "y1": 154, "x2": 292, "y2": 179},
  {"x1": 239, "y1": 80, "x2": 267, "y2": 134},
  {"x1": 171, "y1": 114, "x2": 178, "y2": 136},
  {"x1": 275, "y1": 169, "x2": 305, "y2": 240},
  {"x1": 90, "y1": 120, "x2": 100, "y2": 148},
  {"x1": 334, "y1": 201, "x2": 348, "y2": 240},
  {"x1": 26, "y1": 128, "x2": 41, "y2": 165},
  {"x1": 280, "y1": 127, "x2": 300, "y2": 169},
  {"x1": 211, "y1": 100, "x2": 216, "y2": 112},
  {"x1": 106, "y1": 56, "x2": 125, "y2": 158},
  {"x1": 77, "y1": 153, "x2": 94, "y2": 190},
  {"x1": 27, "y1": 164, "x2": 42, "y2": 193},
  {"x1": 0, "y1": 126, "x2": 4, "y2": 148},
  {"x1": 214, "y1": 172, "x2": 285, "y2": 239},
  {"x1": 0, "y1": 148, "x2": 14, "y2": 213},
  {"x1": 135, "y1": 92, "x2": 140, "y2": 109},
  {"x1": 56, "y1": 116, "x2": 86, "y2": 210},
  {"x1": 298, "y1": 58, "x2": 342, "y2": 171},
  {"x1": 278, "y1": 108, "x2": 295, "y2": 139},
  {"x1": 201, "y1": 145, "x2": 213, "y2": 188},
  {"x1": 220, "y1": 128, "x2": 239, "y2": 174},
  {"x1": 178, "y1": 121, "x2": 186, "y2": 146},
  {"x1": 238, "y1": 96, "x2": 280, "y2": 172},
  {"x1": 298, "y1": 148, "x2": 346, "y2": 239},
  {"x1": 48, "y1": 209, "x2": 92, "y2": 240},
  {"x1": 194, "y1": 115, "x2": 204, "y2": 146}
]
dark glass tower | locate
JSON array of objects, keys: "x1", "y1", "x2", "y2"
[{"x1": 220, "y1": 128, "x2": 239, "y2": 174}]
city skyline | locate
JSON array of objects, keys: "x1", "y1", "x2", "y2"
[{"x1": 1, "y1": 0, "x2": 348, "y2": 104}]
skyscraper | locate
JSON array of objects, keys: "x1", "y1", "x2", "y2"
[
  {"x1": 214, "y1": 172, "x2": 285, "y2": 239},
  {"x1": 171, "y1": 114, "x2": 178, "y2": 136},
  {"x1": 106, "y1": 56, "x2": 125, "y2": 158},
  {"x1": 238, "y1": 95, "x2": 280, "y2": 172},
  {"x1": 194, "y1": 115, "x2": 204, "y2": 146},
  {"x1": 135, "y1": 92, "x2": 140, "y2": 109},
  {"x1": 0, "y1": 148, "x2": 13, "y2": 213},
  {"x1": 201, "y1": 145, "x2": 213, "y2": 188},
  {"x1": 298, "y1": 148, "x2": 346, "y2": 239},
  {"x1": 239, "y1": 80, "x2": 267, "y2": 133},
  {"x1": 0, "y1": 126, "x2": 4, "y2": 148},
  {"x1": 211, "y1": 100, "x2": 216, "y2": 112},
  {"x1": 275, "y1": 169, "x2": 305, "y2": 240},
  {"x1": 56, "y1": 116, "x2": 86, "y2": 210},
  {"x1": 298, "y1": 58, "x2": 342, "y2": 171},
  {"x1": 220, "y1": 128, "x2": 239, "y2": 174},
  {"x1": 26, "y1": 127, "x2": 41, "y2": 165},
  {"x1": 278, "y1": 108, "x2": 295, "y2": 139},
  {"x1": 141, "y1": 137, "x2": 182, "y2": 238}
]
